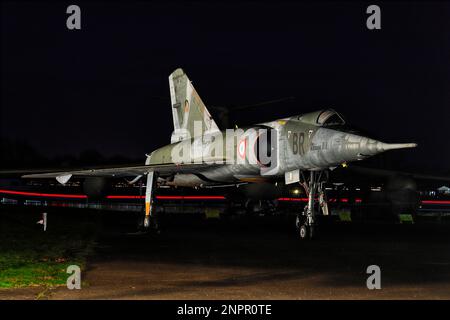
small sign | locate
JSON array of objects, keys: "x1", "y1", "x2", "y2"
[
  {"x1": 398, "y1": 214, "x2": 414, "y2": 224},
  {"x1": 36, "y1": 212, "x2": 47, "y2": 231},
  {"x1": 285, "y1": 169, "x2": 300, "y2": 185},
  {"x1": 205, "y1": 208, "x2": 220, "y2": 219}
]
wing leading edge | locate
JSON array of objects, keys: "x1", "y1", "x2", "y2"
[{"x1": 20, "y1": 163, "x2": 217, "y2": 180}]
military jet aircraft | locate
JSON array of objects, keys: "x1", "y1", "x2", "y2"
[{"x1": 9, "y1": 68, "x2": 417, "y2": 239}]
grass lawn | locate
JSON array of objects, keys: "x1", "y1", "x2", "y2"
[{"x1": 0, "y1": 206, "x2": 98, "y2": 289}]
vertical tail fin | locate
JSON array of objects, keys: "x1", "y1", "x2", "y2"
[{"x1": 169, "y1": 68, "x2": 220, "y2": 143}]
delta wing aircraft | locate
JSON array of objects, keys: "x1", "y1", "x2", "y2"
[{"x1": 9, "y1": 68, "x2": 418, "y2": 239}]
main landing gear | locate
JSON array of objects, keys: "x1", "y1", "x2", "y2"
[
  {"x1": 139, "y1": 171, "x2": 160, "y2": 233},
  {"x1": 296, "y1": 170, "x2": 329, "y2": 240}
]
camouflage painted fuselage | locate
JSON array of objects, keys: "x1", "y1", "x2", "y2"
[{"x1": 147, "y1": 109, "x2": 414, "y2": 187}]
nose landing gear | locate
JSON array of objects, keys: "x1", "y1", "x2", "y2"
[
  {"x1": 296, "y1": 213, "x2": 314, "y2": 240},
  {"x1": 296, "y1": 170, "x2": 329, "y2": 240}
]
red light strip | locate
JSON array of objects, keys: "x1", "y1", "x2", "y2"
[
  {"x1": 106, "y1": 195, "x2": 226, "y2": 200},
  {"x1": 0, "y1": 189, "x2": 87, "y2": 199},
  {"x1": 0, "y1": 189, "x2": 225, "y2": 200},
  {"x1": 421, "y1": 200, "x2": 450, "y2": 205},
  {"x1": 278, "y1": 198, "x2": 450, "y2": 205},
  {"x1": 156, "y1": 195, "x2": 225, "y2": 200},
  {"x1": 278, "y1": 198, "x2": 362, "y2": 203},
  {"x1": 277, "y1": 198, "x2": 308, "y2": 202},
  {"x1": 278, "y1": 197, "x2": 352, "y2": 203},
  {"x1": 1, "y1": 188, "x2": 448, "y2": 204},
  {"x1": 106, "y1": 195, "x2": 144, "y2": 199}
]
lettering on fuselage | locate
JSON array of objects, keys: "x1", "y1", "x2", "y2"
[
  {"x1": 292, "y1": 132, "x2": 305, "y2": 155},
  {"x1": 310, "y1": 142, "x2": 328, "y2": 151}
]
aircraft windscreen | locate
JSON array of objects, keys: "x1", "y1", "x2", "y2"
[{"x1": 317, "y1": 110, "x2": 346, "y2": 126}]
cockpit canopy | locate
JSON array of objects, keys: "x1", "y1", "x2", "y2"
[{"x1": 297, "y1": 109, "x2": 346, "y2": 127}]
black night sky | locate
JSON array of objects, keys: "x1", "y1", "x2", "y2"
[{"x1": 1, "y1": 1, "x2": 449, "y2": 173}]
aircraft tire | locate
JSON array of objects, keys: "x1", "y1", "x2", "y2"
[{"x1": 299, "y1": 224, "x2": 310, "y2": 240}]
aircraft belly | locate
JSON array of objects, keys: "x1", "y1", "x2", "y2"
[
  {"x1": 167, "y1": 174, "x2": 207, "y2": 187},
  {"x1": 167, "y1": 164, "x2": 261, "y2": 187},
  {"x1": 204, "y1": 163, "x2": 261, "y2": 182}
]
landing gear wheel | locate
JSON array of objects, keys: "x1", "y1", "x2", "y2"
[
  {"x1": 298, "y1": 223, "x2": 316, "y2": 240},
  {"x1": 299, "y1": 224, "x2": 309, "y2": 240},
  {"x1": 296, "y1": 214, "x2": 313, "y2": 240}
]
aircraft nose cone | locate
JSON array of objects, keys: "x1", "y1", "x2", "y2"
[
  {"x1": 346, "y1": 135, "x2": 417, "y2": 160},
  {"x1": 376, "y1": 142, "x2": 418, "y2": 151},
  {"x1": 300, "y1": 128, "x2": 417, "y2": 169}
]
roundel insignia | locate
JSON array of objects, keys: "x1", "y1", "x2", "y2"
[{"x1": 238, "y1": 138, "x2": 246, "y2": 159}]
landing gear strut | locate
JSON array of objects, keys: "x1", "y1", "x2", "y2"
[
  {"x1": 141, "y1": 171, "x2": 160, "y2": 232},
  {"x1": 296, "y1": 170, "x2": 329, "y2": 240}
]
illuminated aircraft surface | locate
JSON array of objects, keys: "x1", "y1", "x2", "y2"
[{"x1": 1, "y1": 69, "x2": 419, "y2": 239}]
